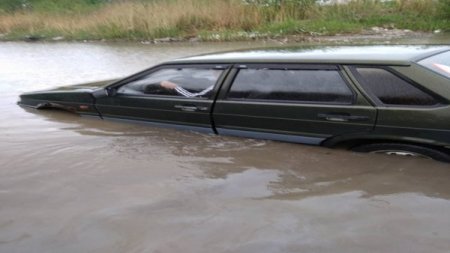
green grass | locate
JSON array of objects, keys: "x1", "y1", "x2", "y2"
[{"x1": 0, "y1": 0, "x2": 107, "y2": 13}]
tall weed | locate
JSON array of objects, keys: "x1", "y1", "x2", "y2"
[{"x1": 0, "y1": 0, "x2": 447, "y2": 40}]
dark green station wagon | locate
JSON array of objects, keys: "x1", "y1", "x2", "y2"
[{"x1": 18, "y1": 46, "x2": 450, "y2": 162}]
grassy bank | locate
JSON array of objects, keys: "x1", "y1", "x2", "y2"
[{"x1": 0, "y1": 0, "x2": 449, "y2": 41}]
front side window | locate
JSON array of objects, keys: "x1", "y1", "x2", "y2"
[
  {"x1": 117, "y1": 68, "x2": 223, "y2": 98},
  {"x1": 227, "y1": 68, "x2": 353, "y2": 104},
  {"x1": 351, "y1": 67, "x2": 438, "y2": 106},
  {"x1": 418, "y1": 50, "x2": 450, "y2": 79}
]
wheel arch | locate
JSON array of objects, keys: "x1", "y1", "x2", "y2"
[{"x1": 35, "y1": 102, "x2": 79, "y2": 114}]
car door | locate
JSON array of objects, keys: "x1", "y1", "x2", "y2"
[
  {"x1": 212, "y1": 64, "x2": 377, "y2": 144},
  {"x1": 95, "y1": 64, "x2": 228, "y2": 133}
]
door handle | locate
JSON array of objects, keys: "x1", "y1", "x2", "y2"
[
  {"x1": 317, "y1": 113, "x2": 369, "y2": 122},
  {"x1": 174, "y1": 105, "x2": 208, "y2": 112}
]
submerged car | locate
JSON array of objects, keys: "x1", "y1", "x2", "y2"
[{"x1": 18, "y1": 46, "x2": 450, "y2": 162}]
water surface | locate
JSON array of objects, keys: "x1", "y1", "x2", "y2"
[{"x1": 1, "y1": 40, "x2": 450, "y2": 253}]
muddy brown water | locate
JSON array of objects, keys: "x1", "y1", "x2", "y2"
[{"x1": 1, "y1": 40, "x2": 450, "y2": 253}]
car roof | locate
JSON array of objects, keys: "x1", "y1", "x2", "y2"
[{"x1": 169, "y1": 45, "x2": 450, "y2": 66}]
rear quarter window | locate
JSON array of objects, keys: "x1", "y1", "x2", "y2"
[
  {"x1": 351, "y1": 67, "x2": 439, "y2": 106},
  {"x1": 418, "y1": 51, "x2": 450, "y2": 79}
]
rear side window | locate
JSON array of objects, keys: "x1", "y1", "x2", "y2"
[
  {"x1": 351, "y1": 67, "x2": 438, "y2": 106},
  {"x1": 227, "y1": 68, "x2": 353, "y2": 104},
  {"x1": 418, "y1": 51, "x2": 450, "y2": 79}
]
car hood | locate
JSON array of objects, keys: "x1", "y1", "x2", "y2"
[
  {"x1": 18, "y1": 79, "x2": 120, "y2": 114},
  {"x1": 30, "y1": 79, "x2": 119, "y2": 94}
]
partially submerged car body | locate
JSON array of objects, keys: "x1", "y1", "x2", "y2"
[
  {"x1": 19, "y1": 79, "x2": 118, "y2": 115},
  {"x1": 18, "y1": 46, "x2": 450, "y2": 162}
]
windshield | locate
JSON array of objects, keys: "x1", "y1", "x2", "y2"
[{"x1": 418, "y1": 50, "x2": 450, "y2": 79}]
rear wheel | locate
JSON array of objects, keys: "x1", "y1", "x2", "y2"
[{"x1": 351, "y1": 143, "x2": 450, "y2": 163}]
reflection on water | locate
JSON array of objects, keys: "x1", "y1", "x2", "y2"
[{"x1": 1, "y1": 40, "x2": 450, "y2": 253}]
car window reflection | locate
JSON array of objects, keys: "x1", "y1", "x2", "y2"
[{"x1": 118, "y1": 68, "x2": 223, "y2": 98}]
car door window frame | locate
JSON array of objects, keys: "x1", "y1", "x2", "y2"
[
  {"x1": 221, "y1": 63, "x2": 357, "y2": 105},
  {"x1": 348, "y1": 65, "x2": 446, "y2": 108},
  {"x1": 107, "y1": 64, "x2": 231, "y2": 100}
]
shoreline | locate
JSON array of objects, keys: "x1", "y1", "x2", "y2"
[{"x1": 0, "y1": 28, "x2": 447, "y2": 45}]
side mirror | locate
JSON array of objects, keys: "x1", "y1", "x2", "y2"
[
  {"x1": 106, "y1": 88, "x2": 117, "y2": 97},
  {"x1": 92, "y1": 88, "x2": 111, "y2": 98}
]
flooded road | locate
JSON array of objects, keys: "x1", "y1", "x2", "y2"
[{"x1": 1, "y1": 40, "x2": 450, "y2": 253}]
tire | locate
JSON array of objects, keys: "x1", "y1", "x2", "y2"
[{"x1": 351, "y1": 143, "x2": 450, "y2": 163}]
